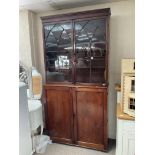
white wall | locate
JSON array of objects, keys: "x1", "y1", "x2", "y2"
[
  {"x1": 19, "y1": 10, "x2": 38, "y2": 68},
  {"x1": 19, "y1": 10, "x2": 32, "y2": 68},
  {"x1": 108, "y1": 1, "x2": 134, "y2": 138},
  {"x1": 28, "y1": 11, "x2": 39, "y2": 68},
  {"x1": 34, "y1": 0, "x2": 134, "y2": 139}
]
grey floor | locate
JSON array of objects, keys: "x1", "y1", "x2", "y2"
[{"x1": 35, "y1": 141, "x2": 116, "y2": 155}]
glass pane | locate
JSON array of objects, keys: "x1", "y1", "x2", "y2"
[
  {"x1": 44, "y1": 23, "x2": 72, "y2": 82},
  {"x1": 76, "y1": 58, "x2": 90, "y2": 83},
  {"x1": 91, "y1": 58, "x2": 105, "y2": 83},
  {"x1": 75, "y1": 19, "x2": 106, "y2": 83}
]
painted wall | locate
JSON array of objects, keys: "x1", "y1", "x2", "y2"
[
  {"x1": 19, "y1": 10, "x2": 38, "y2": 68},
  {"x1": 28, "y1": 11, "x2": 39, "y2": 68},
  {"x1": 19, "y1": 10, "x2": 32, "y2": 68},
  {"x1": 34, "y1": 0, "x2": 134, "y2": 139}
]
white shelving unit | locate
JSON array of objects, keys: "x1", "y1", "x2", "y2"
[
  {"x1": 115, "y1": 83, "x2": 135, "y2": 155},
  {"x1": 116, "y1": 117, "x2": 135, "y2": 155}
]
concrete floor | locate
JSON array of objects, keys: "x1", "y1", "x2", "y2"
[{"x1": 35, "y1": 140, "x2": 116, "y2": 155}]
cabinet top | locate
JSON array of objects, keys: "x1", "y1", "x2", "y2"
[{"x1": 41, "y1": 8, "x2": 111, "y2": 24}]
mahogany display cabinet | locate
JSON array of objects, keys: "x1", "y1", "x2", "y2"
[{"x1": 42, "y1": 8, "x2": 111, "y2": 151}]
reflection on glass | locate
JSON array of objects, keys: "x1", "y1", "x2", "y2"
[
  {"x1": 75, "y1": 19, "x2": 106, "y2": 83},
  {"x1": 76, "y1": 58, "x2": 90, "y2": 83},
  {"x1": 44, "y1": 19, "x2": 107, "y2": 84},
  {"x1": 55, "y1": 56, "x2": 70, "y2": 69},
  {"x1": 44, "y1": 22, "x2": 72, "y2": 82}
]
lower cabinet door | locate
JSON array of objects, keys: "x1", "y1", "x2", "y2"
[
  {"x1": 73, "y1": 87, "x2": 108, "y2": 151},
  {"x1": 46, "y1": 86, "x2": 73, "y2": 144}
]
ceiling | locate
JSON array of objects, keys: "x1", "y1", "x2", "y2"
[{"x1": 19, "y1": 0, "x2": 127, "y2": 13}]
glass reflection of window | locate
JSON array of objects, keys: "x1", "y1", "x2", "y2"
[{"x1": 55, "y1": 56, "x2": 69, "y2": 69}]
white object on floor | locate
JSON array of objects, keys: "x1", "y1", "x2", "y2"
[
  {"x1": 19, "y1": 82, "x2": 33, "y2": 155},
  {"x1": 33, "y1": 135, "x2": 52, "y2": 154}
]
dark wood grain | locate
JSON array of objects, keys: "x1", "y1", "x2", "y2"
[
  {"x1": 43, "y1": 8, "x2": 110, "y2": 151},
  {"x1": 44, "y1": 83, "x2": 107, "y2": 89},
  {"x1": 46, "y1": 86, "x2": 73, "y2": 144},
  {"x1": 74, "y1": 87, "x2": 107, "y2": 151},
  {"x1": 41, "y1": 8, "x2": 111, "y2": 24},
  {"x1": 105, "y1": 16, "x2": 110, "y2": 86},
  {"x1": 45, "y1": 85, "x2": 108, "y2": 151}
]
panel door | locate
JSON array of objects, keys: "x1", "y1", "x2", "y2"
[
  {"x1": 46, "y1": 86, "x2": 73, "y2": 144},
  {"x1": 73, "y1": 87, "x2": 108, "y2": 151}
]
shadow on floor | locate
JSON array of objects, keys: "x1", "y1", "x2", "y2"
[{"x1": 108, "y1": 139, "x2": 116, "y2": 152}]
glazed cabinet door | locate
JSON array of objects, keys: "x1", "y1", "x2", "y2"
[
  {"x1": 73, "y1": 87, "x2": 108, "y2": 151},
  {"x1": 45, "y1": 86, "x2": 73, "y2": 144},
  {"x1": 74, "y1": 18, "x2": 108, "y2": 84},
  {"x1": 43, "y1": 22, "x2": 73, "y2": 83}
]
